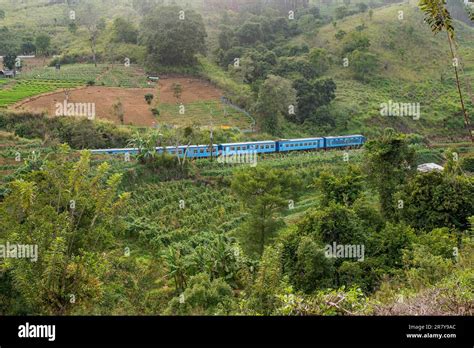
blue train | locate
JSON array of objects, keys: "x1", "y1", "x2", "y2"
[{"x1": 90, "y1": 134, "x2": 366, "y2": 158}]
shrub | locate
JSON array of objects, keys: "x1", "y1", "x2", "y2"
[{"x1": 144, "y1": 93, "x2": 154, "y2": 105}]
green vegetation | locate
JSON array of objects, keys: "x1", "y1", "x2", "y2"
[
  {"x1": 0, "y1": 0, "x2": 473, "y2": 318},
  {"x1": 0, "y1": 127, "x2": 472, "y2": 315},
  {"x1": 0, "y1": 80, "x2": 79, "y2": 107}
]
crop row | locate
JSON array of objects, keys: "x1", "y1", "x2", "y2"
[
  {"x1": 0, "y1": 80, "x2": 81, "y2": 107},
  {"x1": 19, "y1": 64, "x2": 107, "y2": 82}
]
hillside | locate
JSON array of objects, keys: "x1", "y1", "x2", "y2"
[
  {"x1": 0, "y1": 0, "x2": 473, "y2": 323},
  {"x1": 196, "y1": 0, "x2": 474, "y2": 140}
]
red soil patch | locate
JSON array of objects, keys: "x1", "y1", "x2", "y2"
[
  {"x1": 14, "y1": 77, "x2": 225, "y2": 127},
  {"x1": 15, "y1": 86, "x2": 157, "y2": 126}
]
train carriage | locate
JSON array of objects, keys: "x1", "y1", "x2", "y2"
[
  {"x1": 219, "y1": 141, "x2": 276, "y2": 155},
  {"x1": 90, "y1": 148, "x2": 139, "y2": 155},
  {"x1": 324, "y1": 135, "x2": 365, "y2": 149},
  {"x1": 277, "y1": 137, "x2": 325, "y2": 152},
  {"x1": 182, "y1": 145, "x2": 219, "y2": 158}
]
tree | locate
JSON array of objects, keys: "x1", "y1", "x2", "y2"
[
  {"x1": 255, "y1": 75, "x2": 297, "y2": 134},
  {"x1": 35, "y1": 34, "x2": 51, "y2": 56},
  {"x1": 349, "y1": 49, "x2": 379, "y2": 81},
  {"x1": 0, "y1": 149, "x2": 129, "y2": 314},
  {"x1": 419, "y1": 0, "x2": 473, "y2": 141},
  {"x1": 364, "y1": 129, "x2": 416, "y2": 219},
  {"x1": 335, "y1": 6, "x2": 348, "y2": 19},
  {"x1": 308, "y1": 48, "x2": 330, "y2": 76},
  {"x1": 335, "y1": 29, "x2": 347, "y2": 40},
  {"x1": 21, "y1": 40, "x2": 36, "y2": 55},
  {"x1": 112, "y1": 18, "x2": 138, "y2": 44},
  {"x1": 68, "y1": 22, "x2": 77, "y2": 34},
  {"x1": 165, "y1": 273, "x2": 235, "y2": 315},
  {"x1": 231, "y1": 166, "x2": 301, "y2": 257},
  {"x1": 293, "y1": 78, "x2": 337, "y2": 123},
  {"x1": 247, "y1": 245, "x2": 284, "y2": 314},
  {"x1": 172, "y1": 83, "x2": 183, "y2": 103},
  {"x1": 297, "y1": 203, "x2": 366, "y2": 246},
  {"x1": 112, "y1": 99, "x2": 124, "y2": 125},
  {"x1": 291, "y1": 236, "x2": 336, "y2": 292},
  {"x1": 315, "y1": 165, "x2": 364, "y2": 206},
  {"x1": 218, "y1": 25, "x2": 234, "y2": 51},
  {"x1": 0, "y1": 9, "x2": 5, "y2": 20},
  {"x1": 236, "y1": 21, "x2": 263, "y2": 45},
  {"x1": 397, "y1": 171, "x2": 474, "y2": 231},
  {"x1": 3, "y1": 53, "x2": 16, "y2": 70},
  {"x1": 144, "y1": 93, "x2": 154, "y2": 105},
  {"x1": 140, "y1": 6, "x2": 207, "y2": 68},
  {"x1": 77, "y1": 1, "x2": 105, "y2": 67},
  {"x1": 342, "y1": 32, "x2": 370, "y2": 54},
  {"x1": 358, "y1": 3, "x2": 368, "y2": 12}
]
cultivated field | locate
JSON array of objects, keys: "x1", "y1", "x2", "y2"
[{"x1": 11, "y1": 73, "x2": 254, "y2": 129}]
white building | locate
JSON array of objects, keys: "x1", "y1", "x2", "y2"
[{"x1": 417, "y1": 163, "x2": 444, "y2": 173}]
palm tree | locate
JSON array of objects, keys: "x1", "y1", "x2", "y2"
[{"x1": 419, "y1": 0, "x2": 473, "y2": 142}]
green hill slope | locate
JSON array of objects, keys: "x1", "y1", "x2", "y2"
[{"x1": 289, "y1": 1, "x2": 474, "y2": 139}]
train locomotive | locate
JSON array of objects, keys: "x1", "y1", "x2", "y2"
[{"x1": 90, "y1": 134, "x2": 366, "y2": 158}]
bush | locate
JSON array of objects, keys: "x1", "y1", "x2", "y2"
[
  {"x1": 461, "y1": 156, "x2": 474, "y2": 173},
  {"x1": 144, "y1": 93, "x2": 154, "y2": 105},
  {"x1": 0, "y1": 111, "x2": 131, "y2": 149}
]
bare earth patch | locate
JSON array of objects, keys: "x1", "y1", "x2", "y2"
[{"x1": 13, "y1": 77, "x2": 230, "y2": 127}]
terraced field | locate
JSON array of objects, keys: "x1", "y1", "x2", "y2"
[
  {"x1": 0, "y1": 80, "x2": 80, "y2": 107},
  {"x1": 158, "y1": 100, "x2": 254, "y2": 129},
  {"x1": 19, "y1": 64, "x2": 107, "y2": 82},
  {"x1": 1, "y1": 64, "x2": 151, "y2": 108}
]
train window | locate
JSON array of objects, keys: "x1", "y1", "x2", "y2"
[
  {"x1": 242, "y1": 146, "x2": 246, "y2": 150},
  {"x1": 270, "y1": 145, "x2": 274, "y2": 148},
  {"x1": 199, "y1": 149, "x2": 204, "y2": 154},
  {"x1": 265, "y1": 145, "x2": 269, "y2": 149},
  {"x1": 237, "y1": 146, "x2": 241, "y2": 150},
  {"x1": 193, "y1": 149, "x2": 198, "y2": 154},
  {"x1": 230, "y1": 147, "x2": 235, "y2": 151}
]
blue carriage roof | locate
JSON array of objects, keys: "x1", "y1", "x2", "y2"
[
  {"x1": 279, "y1": 137, "x2": 324, "y2": 142},
  {"x1": 221, "y1": 140, "x2": 276, "y2": 146},
  {"x1": 324, "y1": 134, "x2": 364, "y2": 139}
]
